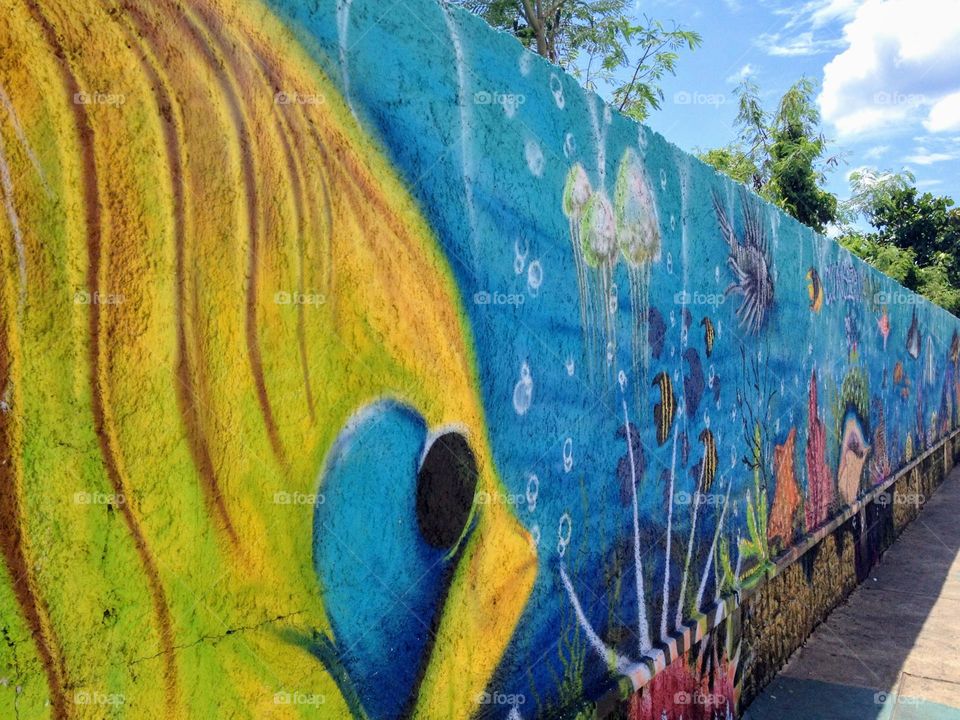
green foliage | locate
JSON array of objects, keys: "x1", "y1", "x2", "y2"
[
  {"x1": 839, "y1": 168, "x2": 915, "y2": 227},
  {"x1": 449, "y1": 1, "x2": 700, "y2": 120},
  {"x1": 700, "y1": 78, "x2": 839, "y2": 233},
  {"x1": 697, "y1": 146, "x2": 758, "y2": 187},
  {"x1": 870, "y1": 188, "x2": 960, "y2": 270},
  {"x1": 840, "y1": 169, "x2": 960, "y2": 316},
  {"x1": 917, "y1": 255, "x2": 960, "y2": 315},
  {"x1": 838, "y1": 234, "x2": 920, "y2": 289}
]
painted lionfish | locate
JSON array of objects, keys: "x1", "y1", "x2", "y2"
[{"x1": 713, "y1": 191, "x2": 774, "y2": 334}]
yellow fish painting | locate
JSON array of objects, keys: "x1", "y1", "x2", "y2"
[
  {"x1": 0, "y1": 1, "x2": 534, "y2": 718},
  {"x1": 5, "y1": 0, "x2": 960, "y2": 719}
]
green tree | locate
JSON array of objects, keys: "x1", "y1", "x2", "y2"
[
  {"x1": 839, "y1": 168, "x2": 915, "y2": 228},
  {"x1": 839, "y1": 170, "x2": 960, "y2": 316},
  {"x1": 869, "y1": 188, "x2": 959, "y2": 270},
  {"x1": 916, "y1": 254, "x2": 960, "y2": 315},
  {"x1": 697, "y1": 147, "x2": 757, "y2": 186},
  {"x1": 450, "y1": 1, "x2": 701, "y2": 120},
  {"x1": 838, "y1": 234, "x2": 920, "y2": 290},
  {"x1": 699, "y1": 79, "x2": 839, "y2": 233}
]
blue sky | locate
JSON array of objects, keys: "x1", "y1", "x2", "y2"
[{"x1": 616, "y1": 0, "x2": 959, "y2": 217}]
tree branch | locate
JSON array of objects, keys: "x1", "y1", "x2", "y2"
[{"x1": 520, "y1": 0, "x2": 549, "y2": 57}]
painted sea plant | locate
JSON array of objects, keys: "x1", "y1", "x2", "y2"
[
  {"x1": 738, "y1": 424, "x2": 772, "y2": 590},
  {"x1": 560, "y1": 381, "x2": 735, "y2": 692}
]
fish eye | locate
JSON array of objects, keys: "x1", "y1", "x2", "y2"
[{"x1": 416, "y1": 432, "x2": 479, "y2": 550}]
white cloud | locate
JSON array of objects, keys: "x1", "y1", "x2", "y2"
[
  {"x1": 807, "y1": 0, "x2": 861, "y2": 26},
  {"x1": 778, "y1": 0, "x2": 862, "y2": 29},
  {"x1": 925, "y1": 92, "x2": 960, "y2": 133},
  {"x1": 759, "y1": 0, "x2": 861, "y2": 57},
  {"x1": 757, "y1": 31, "x2": 844, "y2": 57},
  {"x1": 726, "y1": 64, "x2": 755, "y2": 84},
  {"x1": 819, "y1": 0, "x2": 960, "y2": 137},
  {"x1": 904, "y1": 151, "x2": 958, "y2": 165},
  {"x1": 863, "y1": 145, "x2": 889, "y2": 160}
]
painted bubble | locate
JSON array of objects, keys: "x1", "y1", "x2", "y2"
[{"x1": 513, "y1": 362, "x2": 533, "y2": 415}]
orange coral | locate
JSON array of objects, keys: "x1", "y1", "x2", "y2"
[{"x1": 768, "y1": 428, "x2": 801, "y2": 547}]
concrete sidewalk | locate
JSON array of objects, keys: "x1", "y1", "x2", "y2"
[{"x1": 743, "y1": 468, "x2": 960, "y2": 720}]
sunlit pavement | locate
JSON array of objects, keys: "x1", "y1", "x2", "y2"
[{"x1": 744, "y1": 469, "x2": 960, "y2": 720}]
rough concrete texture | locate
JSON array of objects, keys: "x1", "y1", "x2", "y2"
[
  {"x1": 3, "y1": 1, "x2": 960, "y2": 719},
  {"x1": 744, "y1": 462, "x2": 960, "y2": 719}
]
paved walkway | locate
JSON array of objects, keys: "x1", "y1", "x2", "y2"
[{"x1": 744, "y1": 468, "x2": 960, "y2": 720}]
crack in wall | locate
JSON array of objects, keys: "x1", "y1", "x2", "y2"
[{"x1": 128, "y1": 609, "x2": 309, "y2": 666}]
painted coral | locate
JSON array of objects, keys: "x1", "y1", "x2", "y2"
[
  {"x1": 805, "y1": 371, "x2": 833, "y2": 531},
  {"x1": 768, "y1": 428, "x2": 801, "y2": 548}
]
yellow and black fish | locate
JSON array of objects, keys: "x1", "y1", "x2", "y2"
[
  {"x1": 698, "y1": 428, "x2": 718, "y2": 493},
  {"x1": 701, "y1": 316, "x2": 715, "y2": 357},
  {"x1": 652, "y1": 372, "x2": 676, "y2": 445},
  {"x1": 806, "y1": 267, "x2": 824, "y2": 313}
]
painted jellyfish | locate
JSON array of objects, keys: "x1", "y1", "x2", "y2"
[
  {"x1": 580, "y1": 189, "x2": 619, "y2": 376},
  {"x1": 614, "y1": 148, "x2": 661, "y2": 374},
  {"x1": 562, "y1": 164, "x2": 594, "y2": 354}
]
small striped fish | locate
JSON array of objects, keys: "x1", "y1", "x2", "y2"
[
  {"x1": 652, "y1": 371, "x2": 676, "y2": 446},
  {"x1": 701, "y1": 316, "x2": 715, "y2": 357},
  {"x1": 698, "y1": 428, "x2": 718, "y2": 494}
]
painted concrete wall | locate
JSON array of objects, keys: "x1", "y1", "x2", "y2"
[{"x1": 1, "y1": 1, "x2": 958, "y2": 719}]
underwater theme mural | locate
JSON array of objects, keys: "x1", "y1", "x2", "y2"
[{"x1": 1, "y1": 0, "x2": 959, "y2": 718}]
